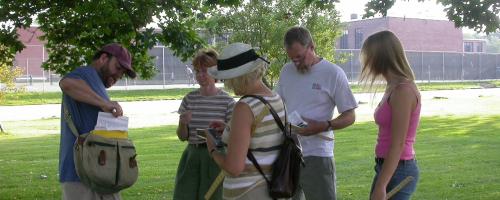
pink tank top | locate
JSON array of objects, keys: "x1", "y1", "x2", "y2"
[{"x1": 374, "y1": 83, "x2": 421, "y2": 160}]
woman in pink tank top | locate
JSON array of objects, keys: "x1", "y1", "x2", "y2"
[{"x1": 360, "y1": 31, "x2": 421, "y2": 200}]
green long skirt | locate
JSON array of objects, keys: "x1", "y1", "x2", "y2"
[{"x1": 173, "y1": 145, "x2": 222, "y2": 200}]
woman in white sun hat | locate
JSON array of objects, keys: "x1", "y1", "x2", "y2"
[{"x1": 206, "y1": 43, "x2": 288, "y2": 199}]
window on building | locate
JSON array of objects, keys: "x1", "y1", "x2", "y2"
[
  {"x1": 464, "y1": 42, "x2": 473, "y2": 52},
  {"x1": 340, "y1": 31, "x2": 348, "y2": 49},
  {"x1": 355, "y1": 28, "x2": 363, "y2": 49},
  {"x1": 476, "y1": 43, "x2": 483, "y2": 52}
]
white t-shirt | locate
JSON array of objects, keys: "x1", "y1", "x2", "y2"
[{"x1": 276, "y1": 59, "x2": 358, "y2": 157}]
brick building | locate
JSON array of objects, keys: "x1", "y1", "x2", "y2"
[
  {"x1": 15, "y1": 27, "x2": 49, "y2": 78},
  {"x1": 14, "y1": 27, "x2": 229, "y2": 82},
  {"x1": 337, "y1": 16, "x2": 464, "y2": 52}
]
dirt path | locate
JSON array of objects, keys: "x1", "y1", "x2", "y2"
[{"x1": 1, "y1": 88, "x2": 499, "y2": 131}]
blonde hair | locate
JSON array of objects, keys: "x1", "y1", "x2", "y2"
[
  {"x1": 359, "y1": 31, "x2": 415, "y2": 89},
  {"x1": 224, "y1": 62, "x2": 267, "y2": 95},
  {"x1": 192, "y1": 48, "x2": 218, "y2": 70}
]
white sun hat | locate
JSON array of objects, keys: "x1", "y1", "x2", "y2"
[{"x1": 207, "y1": 43, "x2": 269, "y2": 80}]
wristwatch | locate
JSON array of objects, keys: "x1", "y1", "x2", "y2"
[{"x1": 325, "y1": 120, "x2": 333, "y2": 131}]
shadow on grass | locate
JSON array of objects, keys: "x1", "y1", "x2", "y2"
[
  {"x1": 1, "y1": 116, "x2": 499, "y2": 199},
  {"x1": 0, "y1": 125, "x2": 183, "y2": 200},
  {"x1": 335, "y1": 115, "x2": 500, "y2": 200}
]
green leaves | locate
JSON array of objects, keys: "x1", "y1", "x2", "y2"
[
  {"x1": 439, "y1": 0, "x2": 500, "y2": 34},
  {"x1": 203, "y1": 0, "x2": 343, "y2": 87},
  {"x1": 363, "y1": 0, "x2": 396, "y2": 18},
  {"x1": 0, "y1": 0, "x2": 237, "y2": 79}
]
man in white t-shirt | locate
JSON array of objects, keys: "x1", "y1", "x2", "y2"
[{"x1": 276, "y1": 27, "x2": 357, "y2": 200}]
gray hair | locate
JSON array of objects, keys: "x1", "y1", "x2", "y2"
[{"x1": 284, "y1": 26, "x2": 314, "y2": 48}]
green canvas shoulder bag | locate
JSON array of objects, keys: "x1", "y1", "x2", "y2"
[{"x1": 63, "y1": 103, "x2": 139, "y2": 194}]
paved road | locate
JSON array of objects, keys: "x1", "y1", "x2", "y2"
[{"x1": 1, "y1": 88, "x2": 499, "y2": 129}]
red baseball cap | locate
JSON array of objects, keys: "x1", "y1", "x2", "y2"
[{"x1": 100, "y1": 43, "x2": 137, "y2": 78}]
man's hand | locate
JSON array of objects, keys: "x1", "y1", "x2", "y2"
[
  {"x1": 297, "y1": 117, "x2": 329, "y2": 136},
  {"x1": 101, "y1": 101, "x2": 123, "y2": 117}
]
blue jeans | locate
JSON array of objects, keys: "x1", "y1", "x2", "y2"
[{"x1": 370, "y1": 159, "x2": 419, "y2": 200}]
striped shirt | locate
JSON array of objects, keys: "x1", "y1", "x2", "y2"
[
  {"x1": 178, "y1": 89, "x2": 235, "y2": 144},
  {"x1": 221, "y1": 93, "x2": 285, "y2": 199}
]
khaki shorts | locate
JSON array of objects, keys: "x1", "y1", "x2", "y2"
[
  {"x1": 61, "y1": 182, "x2": 121, "y2": 200},
  {"x1": 292, "y1": 156, "x2": 336, "y2": 200}
]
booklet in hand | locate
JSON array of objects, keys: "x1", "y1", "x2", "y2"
[{"x1": 196, "y1": 128, "x2": 224, "y2": 149}]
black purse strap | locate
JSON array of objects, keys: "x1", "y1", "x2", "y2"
[
  {"x1": 241, "y1": 95, "x2": 287, "y2": 135},
  {"x1": 246, "y1": 149, "x2": 272, "y2": 185}
]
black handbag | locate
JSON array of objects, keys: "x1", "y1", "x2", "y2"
[{"x1": 243, "y1": 95, "x2": 305, "y2": 199}]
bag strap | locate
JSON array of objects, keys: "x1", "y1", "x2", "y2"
[
  {"x1": 241, "y1": 95, "x2": 284, "y2": 200},
  {"x1": 62, "y1": 100, "x2": 80, "y2": 138},
  {"x1": 241, "y1": 95, "x2": 287, "y2": 135},
  {"x1": 246, "y1": 149, "x2": 272, "y2": 185}
]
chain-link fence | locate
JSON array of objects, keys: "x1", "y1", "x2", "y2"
[
  {"x1": 336, "y1": 49, "x2": 500, "y2": 82},
  {"x1": 14, "y1": 47, "x2": 500, "y2": 89}
]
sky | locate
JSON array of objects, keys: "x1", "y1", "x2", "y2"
[
  {"x1": 334, "y1": 0, "x2": 482, "y2": 34},
  {"x1": 335, "y1": 0, "x2": 448, "y2": 22}
]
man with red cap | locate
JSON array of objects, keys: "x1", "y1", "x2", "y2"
[{"x1": 58, "y1": 43, "x2": 136, "y2": 199}]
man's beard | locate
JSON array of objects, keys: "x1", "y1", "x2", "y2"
[
  {"x1": 100, "y1": 63, "x2": 116, "y2": 88},
  {"x1": 295, "y1": 63, "x2": 310, "y2": 74}
]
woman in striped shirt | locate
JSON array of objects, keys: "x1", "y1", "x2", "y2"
[
  {"x1": 206, "y1": 43, "x2": 287, "y2": 200},
  {"x1": 173, "y1": 49, "x2": 235, "y2": 200}
]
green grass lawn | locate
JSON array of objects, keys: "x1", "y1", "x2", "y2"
[
  {"x1": 0, "y1": 88, "x2": 195, "y2": 106},
  {"x1": 1, "y1": 81, "x2": 499, "y2": 106},
  {"x1": 1, "y1": 115, "x2": 499, "y2": 199}
]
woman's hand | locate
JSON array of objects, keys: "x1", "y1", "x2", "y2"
[
  {"x1": 370, "y1": 186, "x2": 386, "y2": 200},
  {"x1": 209, "y1": 120, "x2": 226, "y2": 136},
  {"x1": 206, "y1": 129, "x2": 216, "y2": 156}
]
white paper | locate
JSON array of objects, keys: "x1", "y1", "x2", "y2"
[
  {"x1": 289, "y1": 111, "x2": 308, "y2": 127},
  {"x1": 94, "y1": 112, "x2": 129, "y2": 131}
]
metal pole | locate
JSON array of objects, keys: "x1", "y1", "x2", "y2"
[
  {"x1": 44, "y1": 46, "x2": 52, "y2": 85},
  {"x1": 350, "y1": 50, "x2": 353, "y2": 82},
  {"x1": 479, "y1": 53, "x2": 482, "y2": 81},
  {"x1": 461, "y1": 53, "x2": 464, "y2": 81},
  {"x1": 42, "y1": 67, "x2": 45, "y2": 92},
  {"x1": 420, "y1": 52, "x2": 423, "y2": 81},
  {"x1": 26, "y1": 59, "x2": 29, "y2": 86},
  {"x1": 171, "y1": 49, "x2": 175, "y2": 84},
  {"x1": 470, "y1": 60, "x2": 474, "y2": 81},
  {"x1": 42, "y1": 46, "x2": 46, "y2": 91},
  {"x1": 162, "y1": 48, "x2": 166, "y2": 89},
  {"x1": 428, "y1": 64, "x2": 430, "y2": 83},
  {"x1": 442, "y1": 52, "x2": 445, "y2": 81}
]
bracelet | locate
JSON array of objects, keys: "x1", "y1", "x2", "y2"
[
  {"x1": 210, "y1": 148, "x2": 216, "y2": 156},
  {"x1": 325, "y1": 120, "x2": 332, "y2": 131}
]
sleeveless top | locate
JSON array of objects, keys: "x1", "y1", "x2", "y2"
[
  {"x1": 374, "y1": 83, "x2": 421, "y2": 160},
  {"x1": 221, "y1": 93, "x2": 285, "y2": 199}
]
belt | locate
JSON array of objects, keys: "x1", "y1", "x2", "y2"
[
  {"x1": 189, "y1": 143, "x2": 207, "y2": 148},
  {"x1": 375, "y1": 157, "x2": 415, "y2": 165}
]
